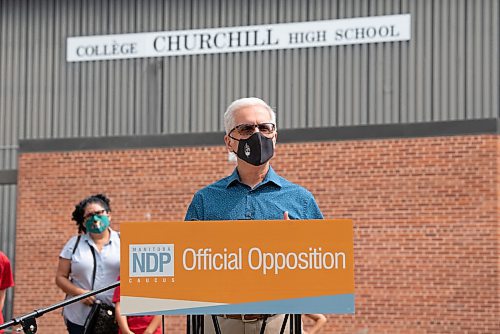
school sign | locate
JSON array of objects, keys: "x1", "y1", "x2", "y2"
[{"x1": 67, "y1": 14, "x2": 410, "y2": 62}]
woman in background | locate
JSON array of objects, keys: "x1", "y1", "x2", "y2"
[{"x1": 55, "y1": 194, "x2": 120, "y2": 334}]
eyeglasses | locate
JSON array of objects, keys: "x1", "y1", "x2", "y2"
[
  {"x1": 228, "y1": 123, "x2": 276, "y2": 138},
  {"x1": 83, "y1": 209, "x2": 107, "y2": 220}
]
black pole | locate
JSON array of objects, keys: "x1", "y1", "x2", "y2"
[
  {"x1": 294, "y1": 314, "x2": 302, "y2": 333},
  {"x1": 210, "y1": 315, "x2": 221, "y2": 334},
  {"x1": 280, "y1": 314, "x2": 289, "y2": 334},
  {"x1": 0, "y1": 281, "x2": 120, "y2": 333}
]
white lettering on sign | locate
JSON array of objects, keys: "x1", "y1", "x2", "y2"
[
  {"x1": 67, "y1": 14, "x2": 410, "y2": 62},
  {"x1": 181, "y1": 247, "x2": 347, "y2": 275}
]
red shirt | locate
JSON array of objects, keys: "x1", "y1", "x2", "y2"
[
  {"x1": 113, "y1": 278, "x2": 161, "y2": 334},
  {"x1": 0, "y1": 252, "x2": 14, "y2": 334}
]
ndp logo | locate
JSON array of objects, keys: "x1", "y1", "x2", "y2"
[{"x1": 129, "y1": 244, "x2": 174, "y2": 277}]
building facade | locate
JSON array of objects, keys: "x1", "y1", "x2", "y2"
[{"x1": 0, "y1": 0, "x2": 498, "y2": 332}]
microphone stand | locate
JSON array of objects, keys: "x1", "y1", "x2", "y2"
[{"x1": 0, "y1": 281, "x2": 120, "y2": 334}]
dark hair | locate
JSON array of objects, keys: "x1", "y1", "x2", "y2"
[{"x1": 72, "y1": 194, "x2": 111, "y2": 233}]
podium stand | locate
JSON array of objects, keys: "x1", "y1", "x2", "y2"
[
  {"x1": 120, "y1": 219, "x2": 354, "y2": 333},
  {"x1": 187, "y1": 314, "x2": 302, "y2": 334}
]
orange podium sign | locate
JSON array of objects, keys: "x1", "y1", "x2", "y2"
[{"x1": 120, "y1": 219, "x2": 354, "y2": 315}]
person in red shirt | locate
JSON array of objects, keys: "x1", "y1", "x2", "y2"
[
  {"x1": 113, "y1": 277, "x2": 162, "y2": 334},
  {"x1": 0, "y1": 251, "x2": 14, "y2": 334}
]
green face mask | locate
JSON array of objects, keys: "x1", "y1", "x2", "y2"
[{"x1": 85, "y1": 214, "x2": 110, "y2": 234}]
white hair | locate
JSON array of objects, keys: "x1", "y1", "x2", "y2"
[{"x1": 223, "y1": 97, "x2": 276, "y2": 134}]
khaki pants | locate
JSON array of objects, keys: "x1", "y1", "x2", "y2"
[{"x1": 203, "y1": 314, "x2": 290, "y2": 334}]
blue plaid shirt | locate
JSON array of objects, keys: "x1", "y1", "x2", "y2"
[{"x1": 185, "y1": 166, "x2": 323, "y2": 221}]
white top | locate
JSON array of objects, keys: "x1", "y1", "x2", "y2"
[{"x1": 59, "y1": 229, "x2": 120, "y2": 325}]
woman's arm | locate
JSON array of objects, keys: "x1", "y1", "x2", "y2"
[
  {"x1": 0, "y1": 289, "x2": 5, "y2": 312},
  {"x1": 144, "y1": 315, "x2": 162, "y2": 334},
  {"x1": 55, "y1": 257, "x2": 95, "y2": 305},
  {"x1": 115, "y1": 301, "x2": 134, "y2": 334},
  {"x1": 303, "y1": 314, "x2": 327, "y2": 334}
]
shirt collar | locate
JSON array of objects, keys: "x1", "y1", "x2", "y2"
[
  {"x1": 83, "y1": 228, "x2": 118, "y2": 245},
  {"x1": 226, "y1": 166, "x2": 282, "y2": 189}
]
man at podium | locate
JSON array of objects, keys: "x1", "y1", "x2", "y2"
[{"x1": 185, "y1": 97, "x2": 324, "y2": 333}]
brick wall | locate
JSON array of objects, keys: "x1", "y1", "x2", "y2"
[{"x1": 14, "y1": 135, "x2": 499, "y2": 333}]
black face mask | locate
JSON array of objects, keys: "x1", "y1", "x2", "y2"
[{"x1": 234, "y1": 132, "x2": 274, "y2": 166}]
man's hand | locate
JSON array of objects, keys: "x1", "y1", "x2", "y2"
[{"x1": 283, "y1": 211, "x2": 290, "y2": 220}]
